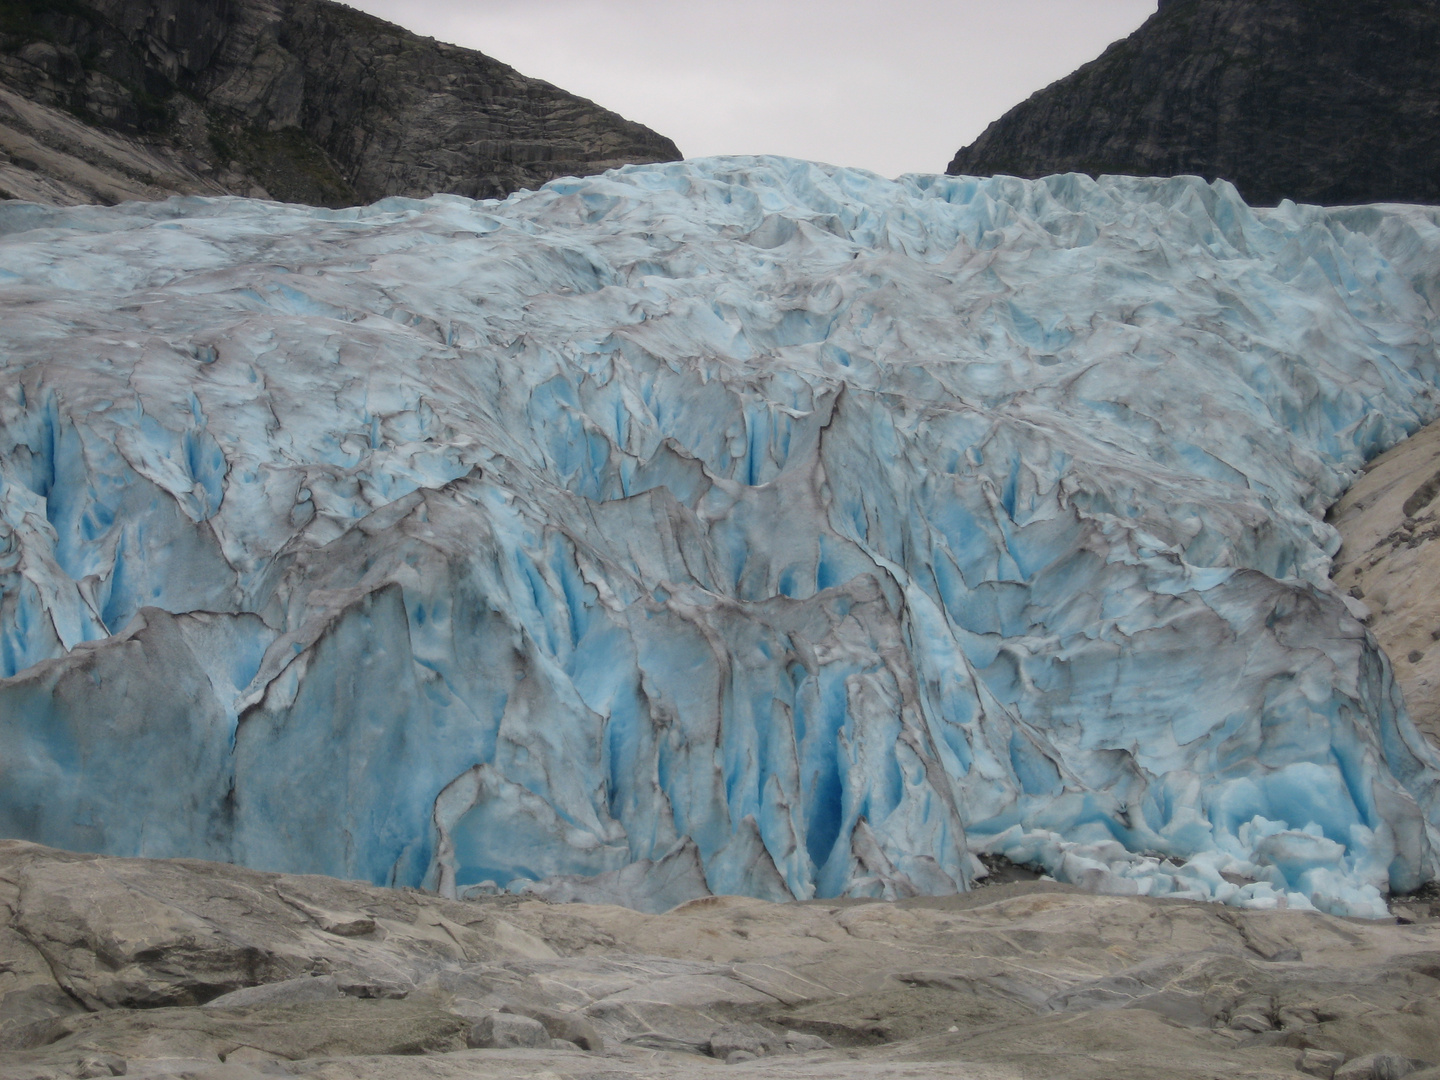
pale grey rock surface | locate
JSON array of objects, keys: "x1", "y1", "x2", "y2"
[
  {"x1": 1331, "y1": 419, "x2": 1440, "y2": 753},
  {"x1": 1, "y1": 841, "x2": 1438, "y2": 1080},
  {"x1": 201, "y1": 975, "x2": 343, "y2": 1011}
]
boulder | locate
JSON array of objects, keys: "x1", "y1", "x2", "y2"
[
  {"x1": 709, "y1": 1023, "x2": 783, "y2": 1059},
  {"x1": 502, "y1": 1007, "x2": 604, "y2": 1053},
  {"x1": 202, "y1": 977, "x2": 342, "y2": 1011},
  {"x1": 1335, "y1": 1054, "x2": 1428, "y2": 1080},
  {"x1": 465, "y1": 1013, "x2": 547, "y2": 1050}
]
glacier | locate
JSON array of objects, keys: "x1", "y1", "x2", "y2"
[{"x1": 3, "y1": 158, "x2": 1440, "y2": 917}]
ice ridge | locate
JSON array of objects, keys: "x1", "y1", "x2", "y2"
[{"x1": 3, "y1": 158, "x2": 1440, "y2": 917}]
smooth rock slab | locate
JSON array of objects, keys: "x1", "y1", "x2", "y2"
[
  {"x1": 74, "y1": 1056, "x2": 126, "y2": 1078},
  {"x1": 202, "y1": 976, "x2": 342, "y2": 1011}
]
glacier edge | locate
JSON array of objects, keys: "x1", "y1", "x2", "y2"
[{"x1": 1, "y1": 158, "x2": 1440, "y2": 916}]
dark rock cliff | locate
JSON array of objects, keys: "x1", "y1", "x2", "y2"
[
  {"x1": 947, "y1": 0, "x2": 1440, "y2": 207},
  {"x1": 0, "y1": 0, "x2": 681, "y2": 206}
]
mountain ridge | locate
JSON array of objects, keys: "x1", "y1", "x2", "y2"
[
  {"x1": 0, "y1": 0, "x2": 681, "y2": 206},
  {"x1": 947, "y1": 0, "x2": 1440, "y2": 207}
]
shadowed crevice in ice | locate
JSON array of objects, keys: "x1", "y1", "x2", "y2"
[{"x1": 3, "y1": 158, "x2": 1440, "y2": 915}]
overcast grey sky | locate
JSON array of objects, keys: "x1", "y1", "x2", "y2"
[{"x1": 345, "y1": 0, "x2": 1158, "y2": 178}]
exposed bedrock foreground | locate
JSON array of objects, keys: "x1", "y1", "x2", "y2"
[
  {"x1": 0, "y1": 841, "x2": 1438, "y2": 1080},
  {"x1": 5, "y1": 159, "x2": 1440, "y2": 917}
]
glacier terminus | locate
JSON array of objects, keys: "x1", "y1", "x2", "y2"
[{"x1": 3, "y1": 157, "x2": 1440, "y2": 918}]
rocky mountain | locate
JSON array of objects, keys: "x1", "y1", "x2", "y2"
[
  {"x1": 0, "y1": 841, "x2": 1436, "y2": 1079},
  {"x1": 0, "y1": 0, "x2": 680, "y2": 207},
  {"x1": 947, "y1": 0, "x2": 1440, "y2": 207}
]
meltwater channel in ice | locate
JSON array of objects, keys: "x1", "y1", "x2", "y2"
[{"x1": 3, "y1": 157, "x2": 1440, "y2": 916}]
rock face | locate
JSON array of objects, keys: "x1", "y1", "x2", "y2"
[
  {"x1": 0, "y1": 0, "x2": 680, "y2": 207},
  {"x1": 947, "y1": 0, "x2": 1440, "y2": 207},
  {"x1": 4, "y1": 160, "x2": 1440, "y2": 917},
  {"x1": 1330, "y1": 420, "x2": 1440, "y2": 752},
  {"x1": 1, "y1": 841, "x2": 1438, "y2": 1079}
]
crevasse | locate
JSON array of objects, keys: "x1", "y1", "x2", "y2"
[{"x1": 2, "y1": 158, "x2": 1440, "y2": 916}]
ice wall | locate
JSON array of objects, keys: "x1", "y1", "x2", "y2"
[{"x1": 3, "y1": 159, "x2": 1440, "y2": 916}]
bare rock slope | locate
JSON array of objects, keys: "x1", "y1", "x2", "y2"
[
  {"x1": 2, "y1": 841, "x2": 1439, "y2": 1080},
  {"x1": 947, "y1": 0, "x2": 1440, "y2": 207},
  {"x1": 0, "y1": 0, "x2": 680, "y2": 207},
  {"x1": 1330, "y1": 420, "x2": 1440, "y2": 752}
]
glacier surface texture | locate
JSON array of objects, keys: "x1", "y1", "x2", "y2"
[{"x1": 3, "y1": 158, "x2": 1440, "y2": 917}]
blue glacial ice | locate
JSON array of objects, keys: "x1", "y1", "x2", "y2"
[{"x1": 3, "y1": 158, "x2": 1440, "y2": 917}]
